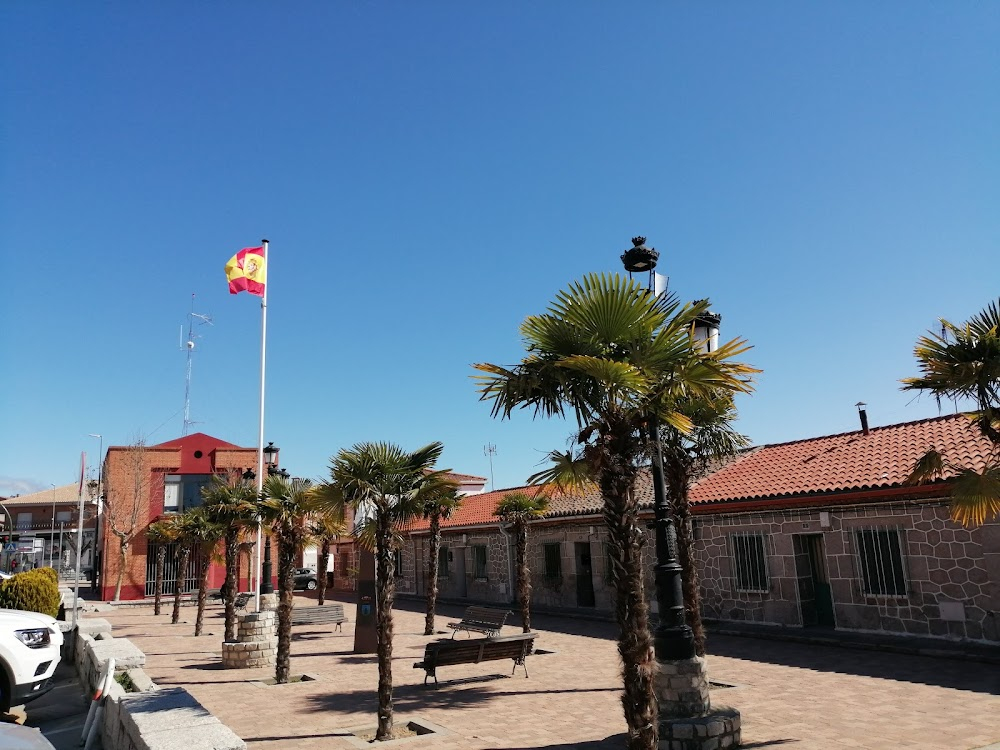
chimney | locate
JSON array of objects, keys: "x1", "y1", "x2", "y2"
[{"x1": 855, "y1": 402, "x2": 869, "y2": 436}]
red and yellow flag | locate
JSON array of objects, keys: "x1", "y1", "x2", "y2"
[{"x1": 225, "y1": 246, "x2": 267, "y2": 296}]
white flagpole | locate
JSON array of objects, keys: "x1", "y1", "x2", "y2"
[
  {"x1": 254, "y1": 239, "x2": 269, "y2": 612},
  {"x1": 71, "y1": 452, "x2": 86, "y2": 628}
]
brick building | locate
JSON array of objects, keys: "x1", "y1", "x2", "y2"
[
  {"x1": 98, "y1": 432, "x2": 258, "y2": 601},
  {"x1": 399, "y1": 413, "x2": 1000, "y2": 644},
  {"x1": 0, "y1": 483, "x2": 99, "y2": 573}
]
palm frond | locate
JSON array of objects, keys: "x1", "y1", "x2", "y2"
[
  {"x1": 948, "y1": 464, "x2": 1000, "y2": 527},
  {"x1": 905, "y1": 449, "x2": 948, "y2": 486},
  {"x1": 527, "y1": 448, "x2": 595, "y2": 493}
]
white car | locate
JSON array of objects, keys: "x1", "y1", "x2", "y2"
[{"x1": 0, "y1": 609, "x2": 63, "y2": 711}]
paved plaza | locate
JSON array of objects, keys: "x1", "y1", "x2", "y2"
[{"x1": 92, "y1": 596, "x2": 1000, "y2": 750}]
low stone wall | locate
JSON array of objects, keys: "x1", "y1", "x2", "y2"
[
  {"x1": 71, "y1": 616, "x2": 246, "y2": 750},
  {"x1": 222, "y1": 610, "x2": 277, "y2": 669}
]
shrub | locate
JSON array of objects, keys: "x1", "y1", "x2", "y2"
[{"x1": 0, "y1": 569, "x2": 61, "y2": 617}]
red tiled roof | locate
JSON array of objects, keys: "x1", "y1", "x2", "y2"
[
  {"x1": 405, "y1": 485, "x2": 547, "y2": 532},
  {"x1": 690, "y1": 413, "x2": 996, "y2": 505},
  {"x1": 445, "y1": 472, "x2": 488, "y2": 483}
]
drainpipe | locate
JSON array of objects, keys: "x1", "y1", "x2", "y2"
[{"x1": 498, "y1": 523, "x2": 515, "y2": 605}]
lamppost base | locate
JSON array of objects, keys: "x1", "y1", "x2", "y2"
[{"x1": 654, "y1": 623, "x2": 696, "y2": 661}]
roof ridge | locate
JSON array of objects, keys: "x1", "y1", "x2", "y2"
[{"x1": 752, "y1": 412, "x2": 976, "y2": 450}]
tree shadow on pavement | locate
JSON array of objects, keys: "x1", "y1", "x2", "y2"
[{"x1": 483, "y1": 733, "x2": 627, "y2": 749}]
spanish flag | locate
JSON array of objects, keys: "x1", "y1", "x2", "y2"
[{"x1": 225, "y1": 246, "x2": 267, "y2": 296}]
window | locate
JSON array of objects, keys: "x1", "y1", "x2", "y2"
[
  {"x1": 731, "y1": 533, "x2": 769, "y2": 592},
  {"x1": 438, "y1": 546, "x2": 450, "y2": 578},
  {"x1": 56, "y1": 511, "x2": 72, "y2": 523},
  {"x1": 163, "y1": 474, "x2": 214, "y2": 513},
  {"x1": 543, "y1": 543, "x2": 562, "y2": 579},
  {"x1": 393, "y1": 549, "x2": 404, "y2": 578},
  {"x1": 339, "y1": 552, "x2": 350, "y2": 574},
  {"x1": 16, "y1": 513, "x2": 32, "y2": 530},
  {"x1": 472, "y1": 545, "x2": 488, "y2": 579},
  {"x1": 855, "y1": 528, "x2": 907, "y2": 596}
]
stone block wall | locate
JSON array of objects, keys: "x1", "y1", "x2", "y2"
[{"x1": 695, "y1": 498, "x2": 1000, "y2": 642}]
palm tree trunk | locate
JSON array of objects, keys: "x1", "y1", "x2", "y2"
[
  {"x1": 375, "y1": 516, "x2": 395, "y2": 741},
  {"x1": 172, "y1": 545, "x2": 190, "y2": 625},
  {"x1": 318, "y1": 540, "x2": 330, "y2": 606},
  {"x1": 598, "y1": 429, "x2": 657, "y2": 750},
  {"x1": 275, "y1": 529, "x2": 296, "y2": 684},
  {"x1": 516, "y1": 523, "x2": 531, "y2": 633},
  {"x1": 663, "y1": 455, "x2": 706, "y2": 656},
  {"x1": 223, "y1": 530, "x2": 239, "y2": 642},
  {"x1": 424, "y1": 514, "x2": 441, "y2": 636},
  {"x1": 153, "y1": 546, "x2": 166, "y2": 616},
  {"x1": 195, "y1": 554, "x2": 210, "y2": 636}
]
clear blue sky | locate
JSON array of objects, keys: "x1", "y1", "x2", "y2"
[{"x1": 2, "y1": 3, "x2": 997, "y2": 496}]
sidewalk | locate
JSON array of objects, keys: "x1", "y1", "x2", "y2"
[{"x1": 93, "y1": 595, "x2": 1000, "y2": 750}]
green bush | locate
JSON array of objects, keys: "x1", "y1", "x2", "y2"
[{"x1": 0, "y1": 569, "x2": 61, "y2": 617}]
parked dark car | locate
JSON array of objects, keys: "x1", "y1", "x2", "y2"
[{"x1": 293, "y1": 568, "x2": 318, "y2": 591}]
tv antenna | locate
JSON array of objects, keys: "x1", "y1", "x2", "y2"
[
  {"x1": 180, "y1": 294, "x2": 213, "y2": 435},
  {"x1": 484, "y1": 443, "x2": 497, "y2": 490}
]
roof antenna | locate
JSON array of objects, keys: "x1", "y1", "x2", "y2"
[
  {"x1": 855, "y1": 402, "x2": 870, "y2": 436},
  {"x1": 484, "y1": 444, "x2": 497, "y2": 490},
  {"x1": 181, "y1": 294, "x2": 213, "y2": 435}
]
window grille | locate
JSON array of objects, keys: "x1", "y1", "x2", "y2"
[
  {"x1": 338, "y1": 552, "x2": 350, "y2": 574},
  {"x1": 473, "y1": 545, "x2": 488, "y2": 579},
  {"x1": 730, "y1": 533, "x2": 769, "y2": 592},
  {"x1": 438, "y1": 546, "x2": 450, "y2": 578},
  {"x1": 543, "y1": 543, "x2": 561, "y2": 579},
  {"x1": 855, "y1": 527, "x2": 907, "y2": 596}
]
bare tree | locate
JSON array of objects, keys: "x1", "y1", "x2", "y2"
[{"x1": 103, "y1": 438, "x2": 150, "y2": 601}]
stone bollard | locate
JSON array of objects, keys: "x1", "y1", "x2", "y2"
[{"x1": 221, "y1": 611, "x2": 277, "y2": 669}]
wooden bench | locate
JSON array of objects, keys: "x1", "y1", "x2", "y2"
[
  {"x1": 413, "y1": 633, "x2": 537, "y2": 684},
  {"x1": 209, "y1": 591, "x2": 252, "y2": 612},
  {"x1": 446, "y1": 606, "x2": 510, "y2": 638},
  {"x1": 290, "y1": 603, "x2": 348, "y2": 631}
]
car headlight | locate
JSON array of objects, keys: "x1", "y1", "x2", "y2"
[{"x1": 15, "y1": 628, "x2": 51, "y2": 648}]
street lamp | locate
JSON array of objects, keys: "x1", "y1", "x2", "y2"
[
  {"x1": 245, "y1": 442, "x2": 286, "y2": 595},
  {"x1": 619, "y1": 236, "x2": 695, "y2": 661}
]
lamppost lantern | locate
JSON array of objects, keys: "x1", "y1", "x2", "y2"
[
  {"x1": 693, "y1": 307, "x2": 722, "y2": 354},
  {"x1": 620, "y1": 236, "x2": 660, "y2": 273},
  {"x1": 242, "y1": 468, "x2": 256, "y2": 482},
  {"x1": 263, "y1": 442, "x2": 279, "y2": 469}
]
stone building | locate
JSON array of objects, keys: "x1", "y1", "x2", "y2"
[{"x1": 400, "y1": 413, "x2": 1000, "y2": 644}]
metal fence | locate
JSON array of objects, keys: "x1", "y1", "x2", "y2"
[{"x1": 145, "y1": 544, "x2": 203, "y2": 597}]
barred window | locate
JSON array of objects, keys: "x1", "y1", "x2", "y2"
[
  {"x1": 543, "y1": 543, "x2": 561, "y2": 579},
  {"x1": 473, "y1": 545, "x2": 488, "y2": 579},
  {"x1": 338, "y1": 552, "x2": 350, "y2": 573},
  {"x1": 438, "y1": 546, "x2": 450, "y2": 578},
  {"x1": 731, "y1": 533, "x2": 769, "y2": 592},
  {"x1": 855, "y1": 528, "x2": 907, "y2": 596},
  {"x1": 393, "y1": 548, "x2": 403, "y2": 578}
]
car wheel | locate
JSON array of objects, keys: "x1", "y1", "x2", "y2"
[{"x1": 306, "y1": 580, "x2": 317, "y2": 591}]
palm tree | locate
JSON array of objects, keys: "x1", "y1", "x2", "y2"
[
  {"x1": 178, "y1": 508, "x2": 226, "y2": 637},
  {"x1": 417, "y1": 474, "x2": 462, "y2": 636},
  {"x1": 902, "y1": 299, "x2": 1000, "y2": 526},
  {"x1": 494, "y1": 490, "x2": 549, "y2": 633},
  {"x1": 145, "y1": 519, "x2": 177, "y2": 616},
  {"x1": 201, "y1": 475, "x2": 260, "y2": 642},
  {"x1": 475, "y1": 272, "x2": 755, "y2": 750},
  {"x1": 167, "y1": 514, "x2": 194, "y2": 625},
  {"x1": 312, "y1": 441, "x2": 445, "y2": 742},
  {"x1": 307, "y1": 510, "x2": 346, "y2": 606},
  {"x1": 258, "y1": 475, "x2": 320, "y2": 684},
  {"x1": 658, "y1": 393, "x2": 749, "y2": 656}
]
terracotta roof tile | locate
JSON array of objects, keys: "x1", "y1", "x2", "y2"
[
  {"x1": 690, "y1": 413, "x2": 995, "y2": 505},
  {"x1": 406, "y1": 485, "x2": 546, "y2": 532}
]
